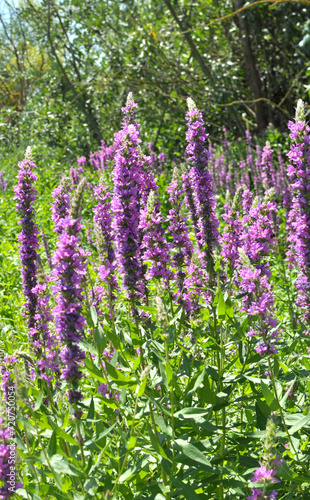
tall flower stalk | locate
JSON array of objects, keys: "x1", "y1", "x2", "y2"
[
  {"x1": 93, "y1": 178, "x2": 118, "y2": 300},
  {"x1": 14, "y1": 148, "x2": 39, "y2": 342},
  {"x1": 52, "y1": 198, "x2": 87, "y2": 406},
  {"x1": 286, "y1": 99, "x2": 310, "y2": 331},
  {"x1": 238, "y1": 190, "x2": 280, "y2": 355},
  {"x1": 167, "y1": 167, "x2": 193, "y2": 305},
  {"x1": 51, "y1": 176, "x2": 71, "y2": 233},
  {"x1": 183, "y1": 98, "x2": 219, "y2": 269},
  {"x1": 220, "y1": 186, "x2": 244, "y2": 273},
  {"x1": 111, "y1": 94, "x2": 144, "y2": 298},
  {"x1": 140, "y1": 190, "x2": 172, "y2": 282}
]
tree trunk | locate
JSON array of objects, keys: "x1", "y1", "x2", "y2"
[{"x1": 233, "y1": 0, "x2": 268, "y2": 132}]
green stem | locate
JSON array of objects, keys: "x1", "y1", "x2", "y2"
[
  {"x1": 33, "y1": 421, "x2": 64, "y2": 490},
  {"x1": 219, "y1": 321, "x2": 225, "y2": 500},
  {"x1": 165, "y1": 335, "x2": 175, "y2": 500},
  {"x1": 111, "y1": 391, "x2": 139, "y2": 496},
  {"x1": 75, "y1": 415, "x2": 86, "y2": 468},
  {"x1": 268, "y1": 358, "x2": 299, "y2": 458},
  {"x1": 149, "y1": 403, "x2": 169, "y2": 495}
]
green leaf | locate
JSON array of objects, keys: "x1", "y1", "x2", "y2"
[
  {"x1": 128, "y1": 435, "x2": 136, "y2": 450},
  {"x1": 186, "y1": 367, "x2": 205, "y2": 398},
  {"x1": 169, "y1": 306, "x2": 183, "y2": 326},
  {"x1": 174, "y1": 407, "x2": 210, "y2": 419},
  {"x1": 261, "y1": 380, "x2": 279, "y2": 410},
  {"x1": 48, "y1": 455, "x2": 82, "y2": 476},
  {"x1": 48, "y1": 429, "x2": 57, "y2": 457},
  {"x1": 174, "y1": 439, "x2": 212, "y2": 470},
  {"x1": 56, "y1": 428, "x2": 79, "y2": 446},
  {"x1": 225, "y1": 294, "x2": 234, "y2": 318},
  {"x1": 104, "y1": 321, "x2": 121, "y2": 349},
  {"x1": 90, "y1": 305, "x2": 98, "y2": 327},
  {"x1": 34, "y1": 390, "x2": 43, "y2": 411},
  {"x1": 217, "y1": 289, "x2": 226, "y2": 318},
  {"x1": 153, "y1": 414, "x2": 172, "y2": 439},
  {"x1": 280, "y1": 379, "x2": 296, "y2": 408},
  {"x1": 87, "y1": 398, "x2": 95, "y2": 422},
  {"x1": 136, "y1": 376, "x2": 147, "y2": 396},
  {"x1": 84, "y1": 423, "x2": 117, "y2": 448},
  {"x1": 104, "y1": 361, "x2": 136, "y2": 387},
  {"x1": 173, "y1": 478, "x2": 201, "y2": 500},
  {"x1": 255, "y1": 400, "x2": 269, "y2": 430},
  {"x1": 302, "y1": 356, "x2": 310, "y2": 370},
  {"x1": 94, "y1": 324, "x2": 106, "y2": 356},
  {"x1": 147, "y1": 423, "x2": 169, "y2": 459},
  {"x1": 84, "y1": 357, "x2": 105, "y2": 383},
  {"x1": 289, "y1": 414, "x2": 310, "y2": 435}
]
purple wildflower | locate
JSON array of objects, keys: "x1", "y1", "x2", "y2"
[
  {"x1": 0, "y1": 356, "x2": 17, "y2": 401},
  {"x1": 121, "y1": 92, "x2": 139, "y2": 126},
  {"x1": 261, "y1": 142, "x2": 275, "y2": 190},
  {"x1": 158, "y1": 152, "x2": 166, "y2": 165},
  {"x1": 167, "y1": 167, "x2": 193, "y2": 304},
  {"x1": 247, "y1": 488, "x2": 264, "y2": 500},
  {"x1": 140, "y1": 191, "x2": 172, "y2": 282},
  {"x1": 183, "y1": 98, "x2": 219, "y2": 267},
  {"x1": 93, "y1": 179, "x2": 118, "y2": 297},
  {"x1": 111, "y1": 94, "x2": 144, "y2": 296},
  {"x1": 248, "y1": 414, "x2": 282, "y2": 498},
  {"x1": 51, "y1": 176, "x2": 71, "y2": 233},
  {"x1": 220, "y1": 186, "x2": 243, "y2": 271},
  {"x1": 52, "y1": 215, "x2": 87, "y2": 405},
  {"x1": 77, "y1": 157, "x2": 87, "y2": 167},
  {"x1": 238, "y1": 191, "x2": 280, "y2": 355},
  {"x1": 70, "y1": 167, "x2": 79, "y2": 186},
  {"x1": 14, "y1": 148, "x2": 39, "y2": 340},
  {"x1": 33, "y1": 282, "x2": 60, "y2": 384},
  {"x1": 252, "y1": 466, "x2": 278, "y2": 483},
  {"x1": 286, "y1": 100, "x2": 310, "y2": 328},
  {"x1": 90, "y1": 140, "x2": 115, "y2": 171},
  {"x1": 0, "y1": 171, "x2": 7, "y2": 192}
]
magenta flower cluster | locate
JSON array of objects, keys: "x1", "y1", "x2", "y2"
[
  {"x1": 183, "y1": 98, "x2": 219, "y2": 266},
  {"x1": 111, "y1": 97, "x2": 144, "y2": 295},
  {"x1": 52, "y1": 209, "x2": 87, "y2": 404},
  {"x1": 286, "y1": 107, "x2": 310, "y2": 329},
  {"x1": 238, "y1": 195, "x2": 280, "y2": 355},
  {"x1": 14, "y1": 156, "x2": 39, "y2": 338}
]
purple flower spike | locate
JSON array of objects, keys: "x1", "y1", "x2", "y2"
[
  {"x1": 0, "y1": 171, "x2": 8, "y2": 192},
  {"x1": 252, "y1": 466, "x2": 278, "y2": 483},
  {"x1": 90, "y1": 140, "x2": 115, "y2": 171},
  {"x1": 111, "y1": 94, "x2": 145, "y2": 297},
  {"x1": 286, "y1": 100, "x2": 310, "y2": 328},
  {"x1": 247, "y1": 489, "x2": 264, "y2": 500},
  {"x1": 167, "y1": 167, "x2": 193, "y2": 304},
  {"x1": 51, "y1": 176, "x2": 71, "y2": 233},
  {"x1": 184, "y1": 98, "x2": 219, "y2": 267},
  {"x1": 93, "y1": 180, "x2": 118, "y2": 298},
  {"x1": 34, "y1": 282, "x2": 60, "y2": 384},
  {"x1": 121, "y1": 92, "x2": 139, "y2": 126},
  {"x1": 261, "y1": 142, "x2": 275, "y2": 190},
  {"x1": 220, "y1": 186, "x2": 243, "y2": 270},
  {"x1": 52, "y1": 215, "x2": 87, "y2": 406},
  {"x1": 238, "y1": 190, "x2": 280, "y2": 355},
  {"x1": 140, "y1": 190, "x2": 173, "y2": 282},
  {"x1": 14, "y1": 148, "x2": 39, "y2": 339},
  {"x1": 77, "y1": 156, "x2": 87, "y2": 167}
]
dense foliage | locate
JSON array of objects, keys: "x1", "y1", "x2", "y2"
[
  {"x1": 0, "y1": 92, "x2": 310, "y2": 500},
  {"x1": 0, "y1": 0, "x2": 310, "y2": 162}
]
